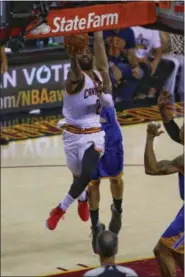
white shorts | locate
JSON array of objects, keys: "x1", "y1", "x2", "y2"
[{"x1": 63, "y1": 130, "x2": 105, "y2": 176}]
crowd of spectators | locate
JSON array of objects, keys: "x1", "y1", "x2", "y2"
[
  {"x1": 1, "y1": 2, "x2": 183, "y2": 103},
  {"x1": 3, "y1": 25, "x2": 184, "y2": 104},
  {"x1": 101, "y1": 26, "x2": 184, "y2": 103},
  {"x1": 20, "y1": 25, "x2": 183, "y2": 104}
]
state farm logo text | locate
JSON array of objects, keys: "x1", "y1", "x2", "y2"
[{"x1": 32, "y1": 12, "x2": 119, "y2": 34}]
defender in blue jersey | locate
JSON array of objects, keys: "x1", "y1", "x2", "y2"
[
  {"x1": 88, "y1": 105, "x2": 124, "y2": 253},
  {"x1": 87, "y1": 30, "x2": 125, "y2": 254},
  {"x1": 144, "y1": 121, "x2": 184, "y2": 277},
  {"x1": 94, "y1": 106, "x2": 123, "y2": 180}
]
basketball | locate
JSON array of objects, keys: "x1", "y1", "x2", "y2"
[{"x1": 64, "y1": 33, "x2": 89, "y2": 53}]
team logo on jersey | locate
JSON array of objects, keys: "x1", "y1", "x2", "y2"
[{"x1": 84, "y1": 87, "x2": 97, "y2": 99}]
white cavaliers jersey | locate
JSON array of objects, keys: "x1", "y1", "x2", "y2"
[{"x1": 63, "y1": 70, "x2": 102, "y2": 129}]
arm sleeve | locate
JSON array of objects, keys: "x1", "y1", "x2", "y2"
[{"x1": 163, "y1": 119, "x2": 181, "y2": 144}]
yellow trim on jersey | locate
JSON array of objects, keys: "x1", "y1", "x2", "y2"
[
  {"x1": 65, "y1": 125, "x2": 101, "y2": 134},
  {"x1": 88, "y1": 172, "x2": 124, "y2": 187},
  {"x1": 88, "y1": 180, "x2": 101, "y2": 187},
  {"x1": 161, "y1": 233, "x2": 184, "y2": 254},
  {"x1": 102, "y1": 171, "x2": 124, "y2": 180}
]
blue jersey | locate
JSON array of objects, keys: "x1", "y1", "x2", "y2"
[
  {"x1": 100, "y1": 106, "x2": 122, "y2": 146},
  {"x1": 92, "y1": 106, "x2": 124, "y2": 180},
  {"x1": 178, "y1": 173, "x2": 184, "y2": 200}
]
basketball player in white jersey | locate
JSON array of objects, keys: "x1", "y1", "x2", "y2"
[{"x1": 46, "y1": 42, "x2": 114, "y2": 230}]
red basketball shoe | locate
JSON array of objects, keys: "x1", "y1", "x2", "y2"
[
  {"x1": 78, "y1": 200, "x2": 89, "y2": 222},
  {"x1": 46, "y1": 206, "x2": 65, "y2": 230}
]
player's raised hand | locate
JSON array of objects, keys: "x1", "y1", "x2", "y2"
[
  {"x1": 147, "y1": 122, "x2": 164, "y2": 137},
  {"x1": 157, "y1": 90, "x2": 171, "y2": 110},
  {"x1": 64, "y1": 34, "x2": 89, "y2": 58},
  {"x1": 94, "y1": 78, "x2": 103, "y2": 95}
]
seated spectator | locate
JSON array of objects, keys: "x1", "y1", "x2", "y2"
[
  {"x1": 103, "y1": 28, "x2": 143, "y2": 102},
  {"x1": 132, "y1": 26, "x2": 174, "y2": 99},
  {"x1": 160, "y1": 31, "x2": 184, "y2": 102},
  {"x1": 84, "y1": 231, "x2": 138, "y2": 277}
]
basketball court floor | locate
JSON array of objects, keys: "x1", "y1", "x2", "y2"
[{"x1": 1, "y1": 118, "x2": 183, "y2": 276}]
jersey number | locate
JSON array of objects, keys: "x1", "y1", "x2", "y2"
[{"x1": 96, "y1": 99, "x2": 101, "y2": 115}]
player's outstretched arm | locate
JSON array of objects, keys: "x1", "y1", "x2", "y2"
[
  {"x1": 144, "y1": 122, "x2": 183, "y2": 175},
  {"x1": 158, "y1": 90, "x2": 181, "y2": 144},
  {"x1": 68, "y1": 49, "x2": 83, "y2": 81},
  {"x1": 93, "y1": 31, "x2": 112, "y2": 93},
  {"x1": 65, "y1": 46, "x2": 84, "y2": 94}
]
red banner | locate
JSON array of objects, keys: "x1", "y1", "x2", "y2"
[
  {"x1": 174, "y1": 3, "x2": 184, "y2": 13},
  {"x1": 25, "y1": 2, "x2": 156, "y2": 39},
  {"x1": 158, "y1": 1, "x2": 171, "y2": 9}
]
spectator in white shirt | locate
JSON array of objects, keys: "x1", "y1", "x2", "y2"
[
  {"x1": 160, "y1": 31, "x2": 184, "y2": 102},
  {"x1": 132, "y1": 26, "x2": 174, "y2": 99}
]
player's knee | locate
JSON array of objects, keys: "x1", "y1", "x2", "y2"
[
  {"x1": 110, "y1": 174, "x2": 124, "y2": 189},
  {"x1": 88, "y1": 179, "x2": 100, "y2": 187},
  {"x1": 78, "y1": 168, "x2": 95, "y2": 189},
  {"x1": 88, "y1": 181, "x2": 100, "y2": 210},
  {"x1": 153, "y1": 243, "x2": 160, "y2": 257},
  {"x1": 81, "y1": 165, "x2": 98, "y2": 186},
  {"x1": 80, "y1": 173, "x2": 93, "y2": 188},
  {"x1": 154, "y1": 240, "x2": 169, "y2": 257},
  {"x1": 88, "y1": 180, "x2": 100, "y2": 197}
]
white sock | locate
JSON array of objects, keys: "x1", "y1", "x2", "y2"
[
  {"x1": 78, "y1": 191, "x2": 87, "y2": 202},
  {"x1": 60, "y1": 193, "x2": 75, "y2": 211}
]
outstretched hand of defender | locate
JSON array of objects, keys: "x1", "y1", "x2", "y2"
[
  {"x1": 94, "y1": 78, "x2": 103, "y2": 95},
  {"x1": 157, "y1": 90, "x2": 171, "y2": 110},
  {"x1": 147, "y1": 122, "x2": 164, "y2": 138}
]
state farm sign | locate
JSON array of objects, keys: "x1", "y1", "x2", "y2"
[
  {"x1": 26, "y1": 2, "x2": 156, "y2": 39},
  {"x1": 31, "y1": 13, "x2": 118, "y2": 35}
]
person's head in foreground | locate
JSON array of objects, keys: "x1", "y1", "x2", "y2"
[
  {"x1": 84, "y1": 230, "x2": 138, "y2": 276},
  {"x1": 97, "y1": 230, "x2": 118, "y2": 263}
]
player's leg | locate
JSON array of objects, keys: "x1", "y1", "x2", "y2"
[
  {"x1": 154, "y1": 240, "x2": 176, "y2": 277},
  {"x1": 88, "y1": 180, "x2": 105, "y2": 253},
  {"x1": 154, "y1": 206, "x2": 184, "y2": 276},
  {"x1": 171, "y1": 251, "x2": 184, "y2": 272},
  {"x1": 72, "y1": 175, "x2": 89, "y2": 222},
  {"x1": 46, "y1": 132, "x2": 104, "y2": 230},
  {"x1": 108, "y1": 140, "x2": 124, "y2": 234},
  {"x1": 170, "y1": 208, "x2": 184, "y2": 273},
  {"x1": 88, "y1": 181, "x2": 100, "y2": 226},
  {"x1": 109, "y1": 173, "x2": 124, "y2": 235}
]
